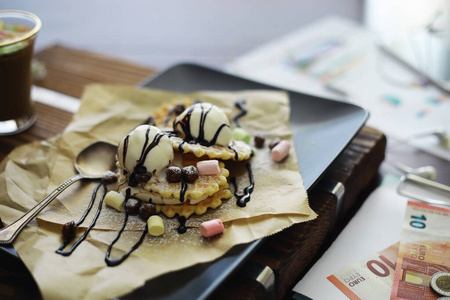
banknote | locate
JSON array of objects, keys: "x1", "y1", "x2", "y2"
[
  {"x1": 390, "y1": 201, "x2": 450, "y2": 300},
  {"x1": 328, "y1": 200, "x2": 450, "y2": 300},
  {"x1": 327, "y1": 243, "x2": 398, "y2": 300}
]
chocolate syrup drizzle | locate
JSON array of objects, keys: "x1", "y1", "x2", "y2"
[
  {"x1": 105, "y1": 188, "x2": 148, "y2": 267},
  {"x1": 228, "y1": 143, "x2": 239, "y2": 161},
  {"x1": 231, "y1": 163, "x2": 254, "y2": 207},
  {"x1": 123, "y1": 127, "x2": 166, "y2": 187},
  {"x1": 56, "y1": 101, "x2": 256, "y2": 265},
  {"x1": 174, "y1": 103, "x2": 230, "y2": 147},
  {"x1": 56, "y1": 185, "x2": 149, "y2": 267},
  {"x1": 233, "y1": 99, "x2": 247, "y2": 128},
  {"x1": 177, "y1": 216, "x2": 187, "y2": 234},
  {"x1": 56, "y1": 183, "x2": 107, "y2": 256},
  {"x1": 180, "y1": 179, "x2": 188, "y2": 203}
]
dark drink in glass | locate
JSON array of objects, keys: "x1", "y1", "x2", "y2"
[{"x1": 0, "y1": 10, "x2": 41, "y2": 135}]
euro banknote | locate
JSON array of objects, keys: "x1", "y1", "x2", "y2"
[
  {"x1": 328, "y1": 200, "x2": 450, "y2": 300},
  {"x1": 327, "y1": 243, "x2": 398, "y2": 300},
  {"x1": 390, "y1": 201, "x2": 450, "y2": 300}
]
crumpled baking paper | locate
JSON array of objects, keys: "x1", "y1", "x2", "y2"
[{"x1": 0, "y1": 85, "x2": 316, "y2": 300}]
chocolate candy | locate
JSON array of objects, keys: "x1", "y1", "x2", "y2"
[
  {"x1": 139, "y1": 203, "x2": 157, "y2": 221},
  {"x1": 145, "y1": 116, "x2": 156, "y2": 126},
  {"x1": 134, "y1": 165, "x2": 147, "y2": 174},
  {"x1": 102, "y1": 171, "x2": 118, "y2": 185},
  {"x1": 166, "y1": 166, "x2": 182, "y2": 183},
  {"x1": 125, "y1": 198, "x2": 141, "y2": 215},
  {"x1": 269, "y1": 137, "x2": 281, "y2": 149},
  {"x1": 254, "y1": 135, "x2": 265, "y2": 148},
  {"x1": 200, "y1": 219, "x2": 224, "y2": 238},
  {"x1": 104, "y1": 191, "x2": 125, "y2": 211},
  {"x1": 173, "y1": 104, "x2": 186, "y2": 115},
  {"x1": 197, "y1": 160, "x2": 220, "y2": 176},
  {"x1": 147, "y1": 215, "x2": 165, "y2": 236},
  {"x1": 62, "y1": 221, "x2": 78, "y2": 240},
  {"x1": 182, "y1": 165, "x2": 199, "y2": 183},
  {"x1": 135, "y1": 172, "x2": 152, "y2": 183}
]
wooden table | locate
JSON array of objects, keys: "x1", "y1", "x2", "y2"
[{"x1": 0, "y1": 45, "x2": 387, "y2": 300}]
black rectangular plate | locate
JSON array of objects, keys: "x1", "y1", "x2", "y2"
[{"x1": 1, "y1": 63, "x2": 368, "y2": 300}]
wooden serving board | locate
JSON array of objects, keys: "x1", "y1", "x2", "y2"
[{"x1": 0, "y1": 45, "x2": 386, "y2": 300}]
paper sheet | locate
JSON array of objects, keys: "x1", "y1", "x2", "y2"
[{"x1": 0, "y1": 85, "x2": 316, "y2": 300}]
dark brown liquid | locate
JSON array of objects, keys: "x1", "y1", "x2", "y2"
[
  {"x1": 231, "y1": 163, "x2": 254, "y2": 207},
  {"x1": 105, "y1": 189, "x2": 149, "y2": 267},
  {"x1": 177, "y1": 216, "x2": 187, "y2": 234},
  {"x1": 0, "y1": 37, "x2": 36, "y2": 121},
  {"x1": 56, "y1": 183, "x2": 107, "y2": 256},
  {"x1": 233, "y1": 99, "x2": 247, "y2": 128}
]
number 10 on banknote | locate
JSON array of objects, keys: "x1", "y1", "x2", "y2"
[
  {"x1": 328, "y1": 200, "x2": 450, "y2": 300},
  {"x1": 327, "y1": 243, "x2": 398, "y2": 300},
  {"x1": 390, "y1": 201, "x2": 450, "y2": 300}
]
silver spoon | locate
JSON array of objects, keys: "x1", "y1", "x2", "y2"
[{"x1": 0, "y1": 141, "x2": 117, "y2": 244}]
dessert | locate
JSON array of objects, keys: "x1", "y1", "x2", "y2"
[
  {"x1": 115, "y1": 102, "x2": 240, "y2": 218},
  {"x1": 173, "y1": 102, "x2": 232, "y2": 147},
  {"x1": 0, "y1": 85, "x2": 315, "y2": 300},
  {"x1": 117, "y1": 124, "x2": 174, "y2": 186},
  {"x1": 55, "y1": 96, "x2": 294, "y2": 267}
]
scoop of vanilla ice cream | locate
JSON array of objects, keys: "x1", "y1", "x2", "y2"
[
  {"x1": 174, "y1": 103, "x2": 232, "y2": 146},
  {"x1": 117, "y1": 125, "x2": 173, "y2": 174}
]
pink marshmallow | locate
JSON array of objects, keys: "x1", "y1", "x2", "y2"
[
  {"x1": 197, "y1": 160, "x2": 220, "y2": 176},
  {"x1": 271, "y1": 140, "x2": 291, "y2": 162},
  {"x1": 200, "y1": 219, "x2": 224, "y2": 238}
]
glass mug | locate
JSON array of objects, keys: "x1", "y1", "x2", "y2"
[{"x1": 0, "y1": 10, "x2": 41, "y2": 135}]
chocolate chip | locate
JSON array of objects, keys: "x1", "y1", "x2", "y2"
[
  {"x1": 134, "y1": 165, "x2": 147, "y2": 174},
  {"x1": 166, "y1": 166, "x2": 182, "y2": 183},
  {"x1": 135, "y1": 172, "x2": 152, "y2": 183},
  {"x1": 139, "y1": 203, "x2": 157, "y2": 221},
  {"x1": 174, "y1": 104, "x2": 186, "y2": 115},
  {"x1": 129, "y1": 173, "x2": 138, "y2": 187},
  {"x1": 182, "y1": 165, "x2": 199, "y2": 183},
  {"x1": 62, "y1": 221, "x2": 77, "y2": 240},
  {"x1": 254, "y1": 135, "x2": 265, "y2": 148},
  {"x1": 102, "y1": 171, "x2": 118, "y2": 185},
  {"x1": 126, "y1": 198, "x2": 141, "y2": 215},
  {"x1": 145, "y1": 116, "x2": 156, "y2": 126},
  {"x1": 269, "y1": 137, "x2": 281, "y2": 150}
]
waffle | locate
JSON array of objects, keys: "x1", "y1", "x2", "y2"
[
  {"x1": 171, "y1": 137, "x2": 253, "y2": 161},
  {"x1": 153, "y1": 98, "x2": 193, "y2": 129},
  {"x1": 155, "y1": 189, "x2": 231, "y2": 218},
  {"x1": 143, "y1": 161, "x2": 229, "y2": 203}
]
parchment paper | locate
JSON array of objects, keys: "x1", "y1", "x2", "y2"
[{"x1": 0, "y1": 85, "x2": 316, "y2": 300}]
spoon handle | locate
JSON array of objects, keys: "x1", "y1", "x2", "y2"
[{"x1": 0, "y1": 174, "x2": 84, "y2": 244}]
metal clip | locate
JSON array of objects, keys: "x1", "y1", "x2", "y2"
[{"x1": 397, "y1": 174, "x2": 450, "y2": 207}]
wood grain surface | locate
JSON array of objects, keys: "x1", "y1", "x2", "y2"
[{"x1": 0, "y1": 45, "x2": 386, "y2": 300}]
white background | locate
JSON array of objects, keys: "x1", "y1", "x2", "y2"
[{"x1": 1, "y1": 0, "x2": 362, "y2": 69}]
